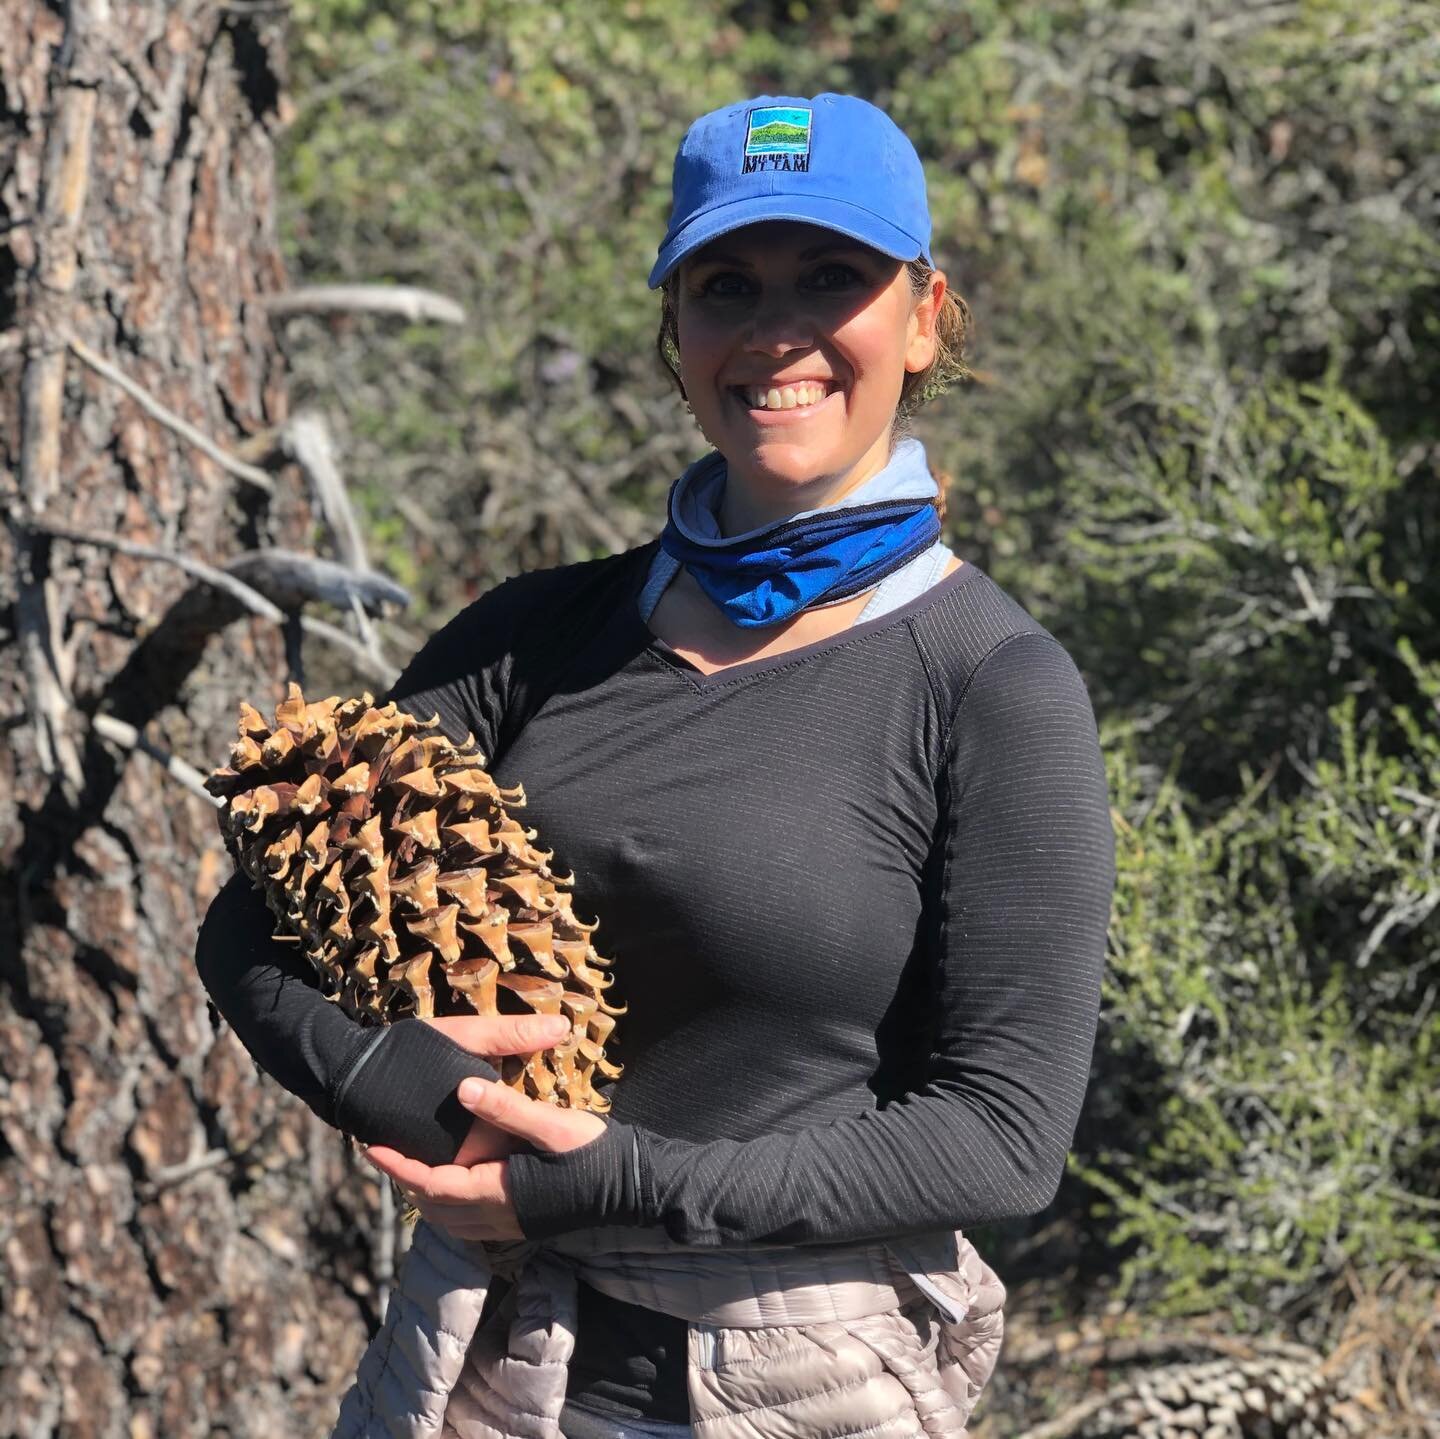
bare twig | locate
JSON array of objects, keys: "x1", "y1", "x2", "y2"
[
  {"x1": 262, "y1": 284, "x2": 466, "y2": 326},
  {"x1": 90, "y1": 714, "x2": 221, "y2": 808},
  {"x1": 225, "y1": 548, "x2": 410, "y2": 614},
  {"x1": 64, "y1": 333, "x2": 276, "y2": 494}
]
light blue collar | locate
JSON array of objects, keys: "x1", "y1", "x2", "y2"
[{"x1": 669, "y1": 436, "x2": 938, "y2": 546}]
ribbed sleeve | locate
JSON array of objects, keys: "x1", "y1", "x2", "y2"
[{"x1": 507, "y1": 632, "x2": 1114, "y2": 1244}]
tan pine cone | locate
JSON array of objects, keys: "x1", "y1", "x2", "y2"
[{"x1": 204, "y1": 682, "x2": 624, "y2": 1113}]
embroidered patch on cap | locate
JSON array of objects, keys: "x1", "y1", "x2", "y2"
[{"x1": 742, "y1": 106, "x2": 812, "y2": 174}]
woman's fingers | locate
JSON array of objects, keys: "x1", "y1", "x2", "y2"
[
  {"x1": 451, "y1": 1117, "x2": 518, "y2": 1168},
  {"x1": 421, "y1": 1012, "x2": 571, "y2": 1058},
  {"x1": 361, "y1": 1144, "x2": 505, "y2": 1205},
  {"x1": 456, "y1": 1078, "x2": 608, "y2": 1153}
]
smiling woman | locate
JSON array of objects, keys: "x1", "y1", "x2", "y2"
[
  {"x1": 196, "y1": 90, "x2": 1114, "y2": 1439},
  {"x1": 657, "y1": 236, "x2": 971, "y2": 483}
]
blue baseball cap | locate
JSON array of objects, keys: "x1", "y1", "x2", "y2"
[{"x1": 648, "y1": 92, "x2": 934, "y2": 289}]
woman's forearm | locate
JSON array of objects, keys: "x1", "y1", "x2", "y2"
[{"x1": 196, "y1": 869, "x2": 499, "y2": 1165}]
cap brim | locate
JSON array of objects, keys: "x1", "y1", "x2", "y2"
[{"x1": 648, "y1": 194, "x2": 929, "y2": 288}]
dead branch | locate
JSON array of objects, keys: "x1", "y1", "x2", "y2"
[
  {"x1": 28, "y1": 518, "x2": 286, "y2": 623},
  {"x1": 279, "y1": 412, "x2": 393, "y2": 670},
  {"x1": 90, "y1": 714, "x2": 220, "y2": 808},
  {"x1": 23, "y1": 519, "x2": 397, "y2": 683},
  {"x1": 261, "y1": 284, "x2": 466, "y2": 326},
  {"x1": 64, "y1": 333, "x2": 276, "y2": 494},
  {"x1": 282, "y1": 412, "x2": 368, "y2": 572},
  {"x1": 225, "y1": 548, "x2": 410, "y2": 615}
]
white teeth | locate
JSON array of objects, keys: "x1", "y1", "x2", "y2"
[{"x1": 744, "y1": 382, "x2": 829, "y2": 410}]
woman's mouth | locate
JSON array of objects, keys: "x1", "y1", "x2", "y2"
[{"x1": 731, "y1": 381, "x2": 839, "y2": 421}]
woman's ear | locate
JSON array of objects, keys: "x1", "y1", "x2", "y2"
[{"x1": 904, "y1": 269, "x2": 947, "y2": 374}]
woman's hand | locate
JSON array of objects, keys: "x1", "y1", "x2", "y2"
[
  {"x1": 360, "y1": 1063, "x2": 609, "y2": 1242},
  {"x1": 417, "y1": 1011, "x2": 571, "y2": 1165}
]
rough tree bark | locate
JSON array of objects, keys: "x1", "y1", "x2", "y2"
[{"x1": 1, "y1": 4, "x2": 383, "y2": 1434}]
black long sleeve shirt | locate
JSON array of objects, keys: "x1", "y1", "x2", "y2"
[{"x1": 195, "y1": 539, "x2": 1114, "y2": 1424}]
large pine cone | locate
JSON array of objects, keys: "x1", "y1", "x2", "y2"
[{"x1": 204, "y1": 683, "x2": 624, "y2": 1113}]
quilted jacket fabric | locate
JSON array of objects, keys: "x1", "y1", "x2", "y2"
[{"x1": 332, "y1": 1221, "x2": 1005, "y2": 1439}]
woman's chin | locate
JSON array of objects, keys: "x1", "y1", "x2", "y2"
[{"x1": 730, "y1": 446, "x2": 862, "y2": 495}]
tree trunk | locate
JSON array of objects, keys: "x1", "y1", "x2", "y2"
[{"x1": 1, "y1": 4, "x2": 379, "y2": 1434}]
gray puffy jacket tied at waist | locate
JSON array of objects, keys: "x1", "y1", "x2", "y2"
[{"x1": 332, "y1": 1220, "x2": 1006, "y2": 1439}]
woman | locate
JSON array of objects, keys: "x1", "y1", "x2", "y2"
[{"x1": 196, "y1": 93, "x2": 1114, "y2": 1438}]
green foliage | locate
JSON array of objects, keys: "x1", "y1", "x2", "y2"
[
  {"x1": 1088, "y1": 725, "x2": 1440, "y2": 1316},
  {"x1": 276, "y1": 0, "x2": 1440, "y2": 1329}
]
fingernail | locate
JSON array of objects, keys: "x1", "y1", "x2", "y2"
[{"x1": 459, "y1": 1079, "x2": 487, "y2": 1106}]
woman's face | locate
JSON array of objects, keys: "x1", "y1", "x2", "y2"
[{"x1": 674, "y1": 220, "x2": 944, "y2": 528}]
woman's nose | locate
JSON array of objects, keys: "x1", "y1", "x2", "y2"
[{"x1": 742, "y1": 296, "x2": 815, "y2": 356}]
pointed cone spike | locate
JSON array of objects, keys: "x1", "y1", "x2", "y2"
[
  {"x1": 437, "y1": 867, "x2": 490, "y2": 917},
  {"x1": 406, "y1": 903, "x2": 463, "y2": 963},
  {"x1": 391, "y1": 861, "x2": 440, "y2": 915},
  {"x1": 442, "y1": 820, "x2": 501, "y2": 858},
  {"x1": 396, "y1": 952, "x2": 436, "y2": 1018},
  {"x1": 439, "y1": 768, "x2": 499, "y2": 799},
  {"x1": 261, "y1": 728, "x2": 297, "y2": 766},
  {"x1": 238, "y1": 701, "x2": 269, "y2": 739},
  {"x1": 447, "y1": 957, "x2": 499, "y2": 1015},
  {"x1": 508, "y1": 922, "x2": 566, "y2": 978},
  {"x1": 389, "y1": 766, "x2": 442, "y2": 797},
  {"x1": 231, "y1": 736, "x2": 265, "y2": 770},
  {"x1": 497, "y1": 974, "x2": 564, "y2": 1015},
  {"x1": 459, "y1": 911, "x2": 512, "y2": 968},
  {"x1": 263, "y1": 827, "x2": 302, "y2": 878},
  {"x1": 301, "y1": 818, "x2": 330, "y2": 867},
  {"x1": 341, "y1": 812, "x2": 384, "y2": 870},
  {"x1": 332, "y1": 761, "x2": 370, "y2": 795},
  {"x1": 294, "y1": 771, "x2": 326, "y2": 814},
  {"x1": 392, "y1": 809, "x2": 440, "y2": 851},
  {"x1": 493, "y1": 873, "x2": 541, "y2": 910},
  {"x1": 275, "y1": 684, "x2": 307, "y2": 731}
]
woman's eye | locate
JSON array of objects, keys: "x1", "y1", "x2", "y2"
[
  {"x1": 696, "y1": 271, "x2": 753, "y2": 298},
  {"x1": 806, "y1": 263, "x2": 862, "y2": 291}
]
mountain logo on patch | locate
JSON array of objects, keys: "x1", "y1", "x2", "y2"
[{"x1": 743, "y1": 106, "x2": 812, "y2": 173}]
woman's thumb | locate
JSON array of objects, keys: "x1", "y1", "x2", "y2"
[{"x1": 425, "y1": 1011, "x2": 571, "y2": 1056}]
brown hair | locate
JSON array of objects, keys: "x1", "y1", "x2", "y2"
[{"x1": 654, "y1": 257, "x2": 972, "y2": 422}]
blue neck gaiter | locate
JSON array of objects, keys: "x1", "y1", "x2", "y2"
[{"x1": 658, "y1": 437, "x2": 941, "y2": 629}]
